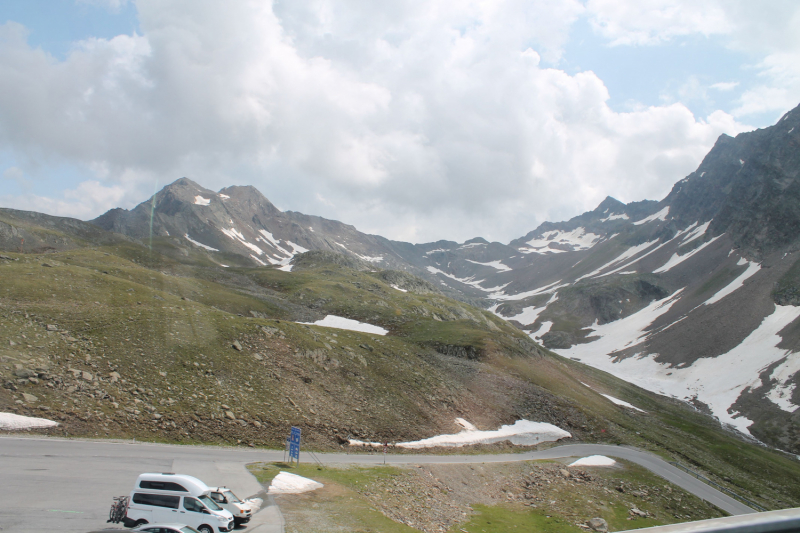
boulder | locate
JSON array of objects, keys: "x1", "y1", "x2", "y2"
[
  {"x1": 587, "y1": 518, "x2": 608, "y2": 532},
  {"x1": 22, "y1": 393, "x2": 38, "y2": 403},
  {"x1": 232, "y1": 340, "x2": 243, "y2": 351}
]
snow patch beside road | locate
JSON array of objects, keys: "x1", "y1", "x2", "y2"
[
  {"x1": 570, "y1": 455, "x2": 616, "y2": 467},
  {"x1": 348, "y1": 419, "x2": 570, "y2": 448},
  {"x1": 396, "y1": 419, "x2": 571, "y2": 448},
  {"x1": 268, "y1": 472, "x2": 323, "y2": 494},
  {"x1": 0, "y1": 412, "x2": 58, "y2": 430}
]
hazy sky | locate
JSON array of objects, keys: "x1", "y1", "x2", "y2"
[{"x1": 0, "y1": 0, "x2": 798, "y2": 243}]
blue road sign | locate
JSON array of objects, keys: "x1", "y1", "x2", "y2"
[{"x1": 289, "y1": 426, "x2": 301, "y2": 461}]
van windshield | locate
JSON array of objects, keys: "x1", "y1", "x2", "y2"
[
  {"x1": 223, "y1": 490, "x2": 242, "y2": 503},
  {"x1": 199, "y1": 494, "x2": 223, "y2": 511}
]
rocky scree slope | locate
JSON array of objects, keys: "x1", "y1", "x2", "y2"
[{"x1": 1, "y1": 218, "x2": 799, "y2": 511}]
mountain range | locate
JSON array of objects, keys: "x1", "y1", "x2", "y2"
[{"x1": 79, "y1": 103, "x2": 800, "y2": 453}]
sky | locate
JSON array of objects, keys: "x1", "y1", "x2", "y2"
[{"x1": 0, "y1": 0, "x2": 798, "y2": 244}]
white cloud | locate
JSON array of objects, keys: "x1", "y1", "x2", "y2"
[
  {"x1": 3, "y1": 166, "x2": 27, "y2": 188},
  {"x1": 583, "y1": 1, "x2": 800, "y2": 121},
  {"x1": 0, "y1": 180, "x2": 128, "y2": 220},
  {"x1": 585, "y1": 0, "x2": 732, "y2": 46},
  {"x1": 0, "y1": 0, "x2": 772, "y2": 242},
  {"x1": 76, "y1": 0, "x2": 130, "y2": 12},
  {"x1": 710, "y1": 82, "x2": 739, "y2": 92}
]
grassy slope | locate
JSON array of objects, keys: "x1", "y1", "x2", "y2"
[
  {"x1": 249, "y1": 460, "x2": 725, "y2": 533},
  {"x1": 0, "y1": 227, "x2": 799, "y2": 514}
]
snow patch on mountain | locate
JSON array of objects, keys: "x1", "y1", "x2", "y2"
[
  {"x1": 530, "y1": 320, "x2": 552, "y2": 339},
  {"x1": 681, "y1": 221, "x2": 711, "y2": 245},
  {"x1": 299, "y1": 315, "x2": 388, "y2": 335},
  {"x1": 256, "y1": 230, "x2": 308, "y2": 263},
  {"x1": 599, "y1": 213, "x2": 630, "y2": 223},
  {"x1": 425, "y1": 248, "x2": 449, "y2": 255},
  {"x1": 766, "y1": 356, "x2": 800, "y2": 412},
  {"x1": 194, "y1": 195, "x2": 210, "y2": 206},
  {"x1": 557, "y1": 295, "x2": 800, "y2": 435},
  {"x1": 490, "y1": 280, "x2": 567, "y2": 301},
  {"x1": 600, "y1": 393, "x2": 646, "y2": 412},
  {"x1": 654, "y1": 235, "x2": 723, "y2": 273},
  {"x1": 502, "y1": 305, "x2": 546, "y2": 326},
  {"x1": 521, "y1": 228, "x2": 603, "y2": 254},
  {"x1": 221, "y1": 227, "x2": 264, "y2": 256},
  {"x1": 576, "y1": 240, "x2": 661, "y2": 281},
  {"x1": 466, "y1": 259, "x2": 512, "y2": 272},
  {"x1": 218, "y1": 193, "x2": 230, "y2": 199},
  {"x1": 633, "y1": 206, "x2": 670, "y2": 225},
  {"x1": 354, "y1": 253, "x2": 383, "y2": 263},
  {"x1": 703, "y1": 258, "x2": 761, "y2": 306},
  {"x1": 184, "y1": 234, "x2": 219, "y2": 252},
  {"x1": 426, "y1": 266, "x2": 510, "y2": 293}
]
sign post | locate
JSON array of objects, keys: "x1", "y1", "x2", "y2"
[{"x1": 288, "y1": 426, "x2": 301, "y2": 466}]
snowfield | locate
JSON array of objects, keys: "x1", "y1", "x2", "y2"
[
  {"x1": 0, "y1": 412, "x2": 58, "y2": 430},
  {"x1": 557, "y1": 296, "x2": 800, "y2": 435},
  {"x1": 299, "y1": 315, "x2": 388, "y2": 335},
  {"x1": 194, "y1": 195, "x2": 210, "y2": 206},
  {"x1": 522, "y1": 228, "x2": 603, "y2": 253},
  {"x1": 268, "y1": 472, "x2": 323, "y2": 494}
]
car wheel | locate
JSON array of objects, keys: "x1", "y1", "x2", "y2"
[{"x1": 197, "y1": 525, "x2": 213, "y2": 533}]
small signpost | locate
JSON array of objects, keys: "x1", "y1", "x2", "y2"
[{"x1": 288, "y1": 426, "x2": 301, "y2": 466}]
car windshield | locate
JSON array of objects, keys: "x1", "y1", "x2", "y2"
[
  {"x1": 180, "y1": 528, "x2": 200, "y2": 533},
  {"x1": 223, "y1": 489, "x2": 241, "y2": 503},
  {"x1": 199, "y1": 494, "x2": 223, "y2": 511}
]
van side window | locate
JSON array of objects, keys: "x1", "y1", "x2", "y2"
[
  {"x1": 183, "y1": 497, "x2": 205, "y2": 513},
  {"x1": 210, "y1": 492, "x2": 225, "y2": 503},
  {"x1": 132, "y1": 493, "x2": 180, "y2": 509},
  {"x1": 139, "y1": 480, "x2": 188, "y2": 492}
]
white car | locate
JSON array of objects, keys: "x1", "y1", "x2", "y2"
[{"x1": 208, "y1": 486, "x2": 262, "y2": 525}]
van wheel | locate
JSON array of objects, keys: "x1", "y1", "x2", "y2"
[
  {"x1": 135, "y1": 519, "x2": 148, "y2": 527},
  {"x1": 197, "y1": 526, "x2": 213, "y2": 533}
]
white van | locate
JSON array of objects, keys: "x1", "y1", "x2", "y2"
[{"x1": 123, "y1": 473, "x2": 234, "y2": 533}]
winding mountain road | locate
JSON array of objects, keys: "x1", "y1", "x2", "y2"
[{"x1": 0, "y1": 436, "x2": 754, "y2": 533}]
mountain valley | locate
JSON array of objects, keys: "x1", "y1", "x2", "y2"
[{"x1": 2, "y1": 104, "x2": 800, "y2": 522}]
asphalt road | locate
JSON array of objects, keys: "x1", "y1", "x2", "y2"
[{"x1": 0, "y1": 437, "x2": 754, "y2": 533}]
